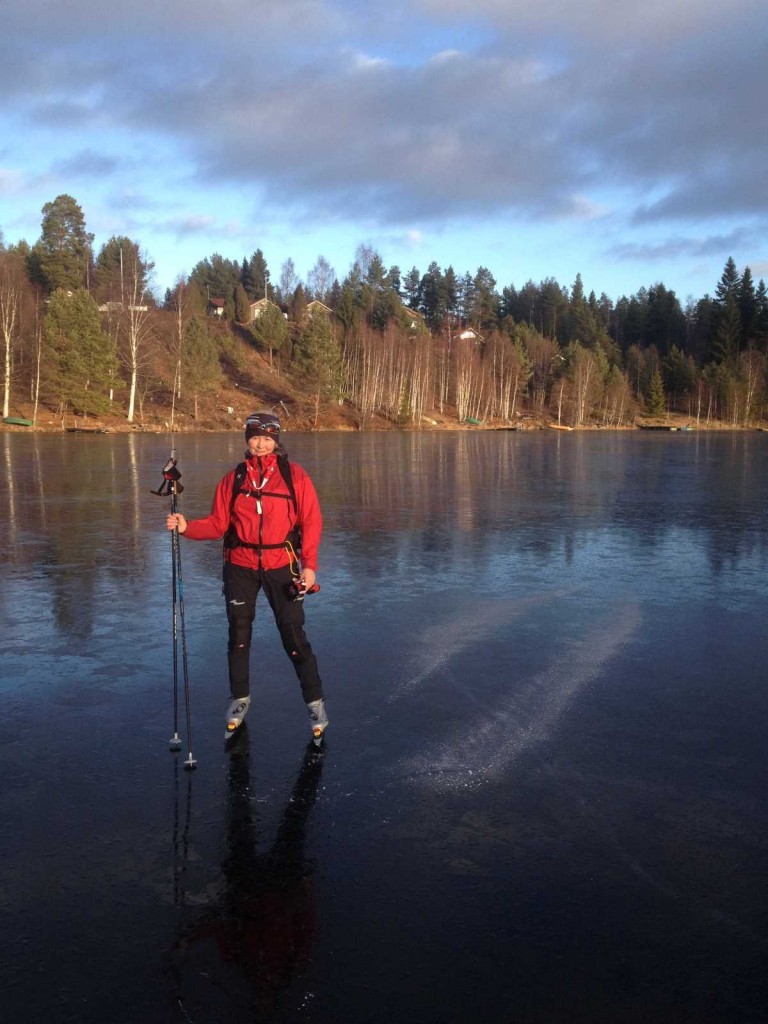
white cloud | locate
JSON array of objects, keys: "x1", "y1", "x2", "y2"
[
  {"x1": 0, "y1": 169, "x2": 23, "y2": 194},
  {"x1": 351, "y1": 52, "x2": 390, "y2": 71}
]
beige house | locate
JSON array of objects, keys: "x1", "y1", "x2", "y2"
[
  {"x1": 249, "y1": 297, "x2": 284, "y2": 321},
  {"x1": 401, "y1": 306, "x2": 425, "y2": 330},
  {"x1": 305, "y1": 300, "x2": 333, "y2": 317}
]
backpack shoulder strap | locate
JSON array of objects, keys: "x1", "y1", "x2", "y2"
[
  {"x1": 277, "y1": 454, "x2": 298, "y2": 515},
  {"x1": 230, "y1": 461, "x2": 248, "y2": 514}
]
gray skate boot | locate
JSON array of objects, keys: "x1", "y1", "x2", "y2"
[
  {"x1": 225, "y1": 696, "x2": 251, "y2": 740},
  {"x1": 307, "y1": 698, "x2": 329, "y2": 746}
]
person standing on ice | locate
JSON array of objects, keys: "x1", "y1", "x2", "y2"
[{"x1": 165, "y1": 411, "x2": 328, "y2": 744}]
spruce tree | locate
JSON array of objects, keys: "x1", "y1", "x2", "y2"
[
  {"x1": 184, "y1": 318, "x2": 221, "y2": 420},
  {"x1": 234, "y1": 283, "x2": 251, "y2": 324},
  {"x1": 738, "y1": 267, "x2": 757, "y2": 345},
  {"x1": 43, "y1": 288, "x2": 118, "y2": 415},
  {"x1": 294, "y1": 310, "x2": 343, "y2": 418},
  {"x1": 250, "y1": 302, "x2": 288, "y2": 365},
  {"x1": 247, "y1": 250, "x2": 270, "y2": 301},
  {"x1": 647, "y1": 368, "x2": 667, "y2": 417}
]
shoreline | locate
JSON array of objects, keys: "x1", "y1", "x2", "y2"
[{"x1": 3, "y1": 416, "x2": 765, "y2": 435}]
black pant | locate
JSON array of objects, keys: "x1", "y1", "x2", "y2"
[{"x1": 223, "y1": 562, "x2": 324, "y2": 704}]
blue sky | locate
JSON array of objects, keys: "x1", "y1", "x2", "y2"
[{"x1": 1, "y1": 0, "x2": 766, "y2": 304}]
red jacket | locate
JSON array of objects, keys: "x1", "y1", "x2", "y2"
[{"x1": 182, "y1": 453, "x2": 322, "y2": 572}]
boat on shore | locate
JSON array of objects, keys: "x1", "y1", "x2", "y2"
[{"x1": 3, "y1": 416, "x2": 33, "y2": 427}]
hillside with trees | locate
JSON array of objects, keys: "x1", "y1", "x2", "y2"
[{"x1": 2, "y1": 195, "x2": 767, "y2": 431}]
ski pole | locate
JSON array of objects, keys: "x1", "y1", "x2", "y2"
[
  {"x1": 169, "y1": 505, "x2": 181, "y2": 752},
  {"x1": 172, "y1": 485, "x2": 197, "y2": 770},
  {"x1": 153, "y1": 449, "x2": 197, "y2": 769}
]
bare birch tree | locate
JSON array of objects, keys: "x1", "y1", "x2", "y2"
[
  {"x1": 0, "y1": 254, "x2": 23, "y2": 418},
  {"x1": 121, "y1": 246, "x2": 154, "y2": 423},
  {"x1": 738, "y1": 347, "x2": 765, "y2": 424},
  {"x1": 566, "y1": 342, "x2": 606, "y2": 426}
]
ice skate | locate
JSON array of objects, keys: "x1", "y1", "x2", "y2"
[
  {"x1": 225, "y1": 696, "x2": 251, "y2": 740},
  {"x1": 307, "y1": 698, "x2": 329, "y2": 746}
]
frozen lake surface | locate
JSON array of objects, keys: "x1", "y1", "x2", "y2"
[{"x1": 1, "y1": 429, "x2": 767, "y2": 1023}]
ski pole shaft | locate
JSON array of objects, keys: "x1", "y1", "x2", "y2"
[
  {"x1": 155, "y1": 447, "x2": 194, "y2": 765},
  {"x1": 174, "y1": 528, "x2": 196, "y2": 769},
  {"x1": 169, "y1": 488, "x2": 182, "y2": 751}
]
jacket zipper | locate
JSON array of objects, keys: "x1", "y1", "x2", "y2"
[{"x1": 256, "y1": 456, "x2": 264, "y2": 569}]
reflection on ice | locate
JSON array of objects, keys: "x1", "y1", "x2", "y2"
[{"x1": 171, "y1": 730, "x2": 325, "y2": 1019}]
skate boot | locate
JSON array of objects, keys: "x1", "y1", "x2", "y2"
[
  {"x1": 225, "y1": 696, "x2": 251, "y2": 740},
  {"x1": 307, "y1": 698, "x2": 329, "y2": 746}
]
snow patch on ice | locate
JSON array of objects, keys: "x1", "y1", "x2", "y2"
[
  {"x1": 390, "y1": 592, "x2": 565, "y2": 701},
  {"x1": 400, "y1": 602, "x2": 642, "y2": 792}
]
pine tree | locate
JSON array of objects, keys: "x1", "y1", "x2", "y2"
[
  {"x1": 402, "y1": 266, "x2": 421, "y2": 309},
  {"x1": 33, "y1": 195, "x2": 94, "y2": 294},
  {"x1": 94, "y1": 236, "x2": 152, "y2": 303},
  {"x1": 189, "y1": 254, "x2": 240, "y2": 316},
  {"x1": 469, "y1": 266, "x2": 498, "y2": 331}
]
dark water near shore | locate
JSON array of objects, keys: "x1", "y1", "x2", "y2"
[{"x1": 1, "y1": 430, "x2": 767, "y2": 1023}]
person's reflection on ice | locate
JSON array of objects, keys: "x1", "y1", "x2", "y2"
[{"x1": 176, "y1": 732, "x2": 325, "y2": 1016}]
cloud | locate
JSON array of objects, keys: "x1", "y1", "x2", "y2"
[
  {"x1": 419, "y1": 0, "x2": 758, "y2": 44},
  {"x1": 0, "y1": 169, "x2": 23, "y2": 195},
  {"x1": 606, "y1": 229, "x2": 758, "y2": 264},
  {"x1": 52, "y1": 150, "x2": 119, "y2": 178},
  {"x1": 110, "y1": 4, "x2": 765, "y2": 235},
  {"x1": 4, "y1": 0, "x2": 335, "y2": 43},
  {"x1": 0, "y1": 0, "x2": 765, "y2": 292},
  {"x1": 134, "y1": 49, "x2": 582, "y2": 223},
  {"x1": 160, "y1": 214, "x2": 217, "y2": 238}
]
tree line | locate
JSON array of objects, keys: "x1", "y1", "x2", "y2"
[{"x1": 2, "y1": 193, "x2": 767, "y2": 428}]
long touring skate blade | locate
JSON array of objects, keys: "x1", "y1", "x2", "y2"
[
  {"x1": 225, "y1": 716, "x2": 249, "y2": 742},
  {"x1": 225, "y1": 699, "x2": 250, "y2": 741}
]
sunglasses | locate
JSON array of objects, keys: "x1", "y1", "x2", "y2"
[{"x1": 247, "y1": 418, "x2": 280, "y2": 436}]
